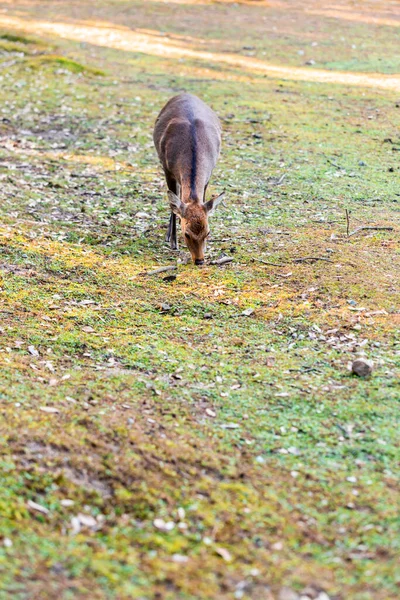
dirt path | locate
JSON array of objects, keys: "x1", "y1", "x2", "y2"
[{"x1": 2, "y1": 14, "x2": 400, "y2": 91}]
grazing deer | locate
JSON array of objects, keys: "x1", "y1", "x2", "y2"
[{"x1": 153, "y1": 93, "x2": 224, "y2": 265}]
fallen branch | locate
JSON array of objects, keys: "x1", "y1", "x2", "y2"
[
  {"x1": 293, "y1": 256, "x2": 334, "y2": 263},
  {"x1": 256, "y1": 254, "x2": 359, "y2": 268},
  {"x1": 211, "y1": 256, "x2": 234, "y2": 265},
  {"x1": 142, "y1": 265, "x2": 177, "y2": 276},
  {"x1": 258, "y1": 256, "x2": 340, "y2": 266},
  {"x1": 345, "y1": 208, "x2": 350, "y2": 238},
  {"x1": 324, "y1": 155, "x2": 342, "y2": 169},
  {"x1": 348, "y1": 226, "x2": 394, "y2": 237},
  {"x1": 258, "y1": 229, "x2": 291, "y2": 236},
  {"x1": 258, "y1": 259, "x2": 288, "y2": 267},
  {"x1": 272, "y1": 173, "x2": 286, "y2": 186}
]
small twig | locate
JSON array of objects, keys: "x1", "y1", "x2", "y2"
[
  {"x1": 324, "y1": 155, "x2": 342, "y2": 169},
  {"x1": 293, "y1": 256, "x2": 334, "y2": 263},
  {"x1": 257, "y1": 259, "x2": 288, "y2": 266},
  {"x1": 259, "y1": 257, "x2": 356, "y2": 268},
  {"x1": 345, "y1": 209, "x2": 350, "y2": 238},
  {"x1": 348, "y1": 226, "x2": 394, "y2": 237},
  {"x1": 289, "y1": 367, "x2": 322, "y2": 373},
  {"x1": 275, "y1": 173, "x2": 286, "y2": 186},
  {"x1": 142, "y1": 265, "x2": 177, "y2": 276},
  {"x1": 267, "y1": 174, "x2": 286, "y2": 187},
  {"x1": 258, "y1": 256, "x2": 334, "y2": 266},
  {"x1": 258, "y1": 229, "x2": 291, "y2": 236}
]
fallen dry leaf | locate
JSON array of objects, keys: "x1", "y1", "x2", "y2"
[
  {"x1": 39, "y1": 406, "x2": 59, "y2": 414},
  {"x1": 215, "y1": 547, "x2": 232, "y2": 562},
  {"x1": 27, "y1": 500, "x2": 49, "y2": 515}
]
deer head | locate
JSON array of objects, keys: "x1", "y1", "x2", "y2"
[{"x1": 168, "y1": 191, "x2": 225, "y2": 265}]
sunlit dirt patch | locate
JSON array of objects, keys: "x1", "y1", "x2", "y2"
[
  {"x1": 1, "y1": 15, "x2": 400, "y2": 91},
  {"x1": 308, "y1": 6, "x2": 400, "y2": 28}
]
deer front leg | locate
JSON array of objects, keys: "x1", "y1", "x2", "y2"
[
  {"x1": 166, "y1": 212, "x2": 178, "y2": 250},
  {"x1": 166, "y1": 212, "x2": 173, "y2": 243},
  {"x1": 165, "y1": 173, "x2": 179, "y2": 250},
  {"x1": 170, "y1": 212, "x2": 178, "y2": 250}
]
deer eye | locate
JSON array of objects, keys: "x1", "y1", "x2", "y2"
[
  {"x1": 205, "y1": 231, "x2": 210, "y2": 238},
  {"x1": 185, "y1": 232, "x2": 191, "y2": 240}
]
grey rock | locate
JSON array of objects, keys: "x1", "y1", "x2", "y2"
[{"x1": 352, "y1": 358, "x2": 374, "y2": 377}]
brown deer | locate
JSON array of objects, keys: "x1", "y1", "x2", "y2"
[{"x1": 153, "y1": 93, "x2": 224, "y2": 265}]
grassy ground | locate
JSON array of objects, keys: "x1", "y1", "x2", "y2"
[{"x1": 0, "y1": 1, "x2": 399, "y2": 598}]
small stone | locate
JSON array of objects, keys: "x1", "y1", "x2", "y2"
[
  {"x1": 153, "y1": 518, "x2": 175, "y2": 531},
  {"x1": 172, "y1": 554, "x2": 188, "y2": 563},
  {"x1": 78, "y1": 514, "x2": 97, "y2": 528},
  {"x1": 70, "y1": 516, "x2": 81, "y2": 534},
  {"x1": 272, "y1": 541, "x2": 283, "y2": 551},
  {"x1": 60, "y1": 499, "x2": 75, "y2": 507},
  {"x1": 352, "y1": 358, "x2": 373, "y2": 377},
  {"x1": 279, "y1": 586, "x2": 299, "y2": 600}
]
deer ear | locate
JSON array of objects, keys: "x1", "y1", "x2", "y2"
[
  {"x1": 168, "y1": 191, "x2": 186, "y2": 217},
  {"x1": 204, "y1": 191, "x2": 225, "y2": 215}
]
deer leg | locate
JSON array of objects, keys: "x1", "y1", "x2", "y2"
[
  {"x1": 165, "y1": 174, "x2": 179, "y2": 250},
  {"x1": 170, "y1": 213, "x2": 178, "y2": 250},
  {"x1": 166, "y1": 213, "x2": 173, "y2": 243}
]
